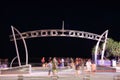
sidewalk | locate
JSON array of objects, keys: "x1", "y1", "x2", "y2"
[
  {"x1": 0, "y1": 68, "x2": 120, "y2": 80},
  {"x1": 112, "y1": 66, "x2": 120, "y2": 72}
]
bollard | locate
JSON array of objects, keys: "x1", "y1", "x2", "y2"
[
  {"x1": 51, "y1": 75, "x2": 59, "y2": 80},
  {"x1": 18, "y1": 75, "x2": 23, "y2": 80},
  {"x1": 113, "y1": 75, "x2": 120, "y2": 80},
  {"x1": 83, "y1": 75, "x2": 90, "y2": 80}
]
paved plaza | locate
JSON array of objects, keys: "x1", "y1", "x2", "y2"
[{"x1": 0, "y1": 67, "x2": 120, "y2": 80}]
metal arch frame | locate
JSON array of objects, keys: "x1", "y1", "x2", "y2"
[
  {"x1": 10, "y1": 29, "x2": 105, "y2": 42},
  {"x1": 10, "y1": 25, "x2": 108, "y2": 66},
  {"x1": 94, "y1": 30, "x2": 108, "y2": 65},
  {"x1": 11, "y1": 26, "x2": 28, "y2": 67}
]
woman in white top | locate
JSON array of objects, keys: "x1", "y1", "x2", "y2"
[{"x1": 86, "y1": 59, "x2": 92, "y2": 72}]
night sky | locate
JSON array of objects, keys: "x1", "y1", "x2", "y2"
[{"x1": 1, "y1": 1, "x2": 120, "y2": 62}]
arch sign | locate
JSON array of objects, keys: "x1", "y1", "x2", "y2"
[{"x1": 9, "y1": 22, "x2": 108, "y2": 67}]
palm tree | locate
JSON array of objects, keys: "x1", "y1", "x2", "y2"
[
  {"x1": 92, "y1": 45, "x2": 101, "y2": 55},
  {"x1": 105, "y1": 38, "x2": 115, "y2": 57},
  {"x1": 92, "y1": 38, "x2": 120, "y2": 59},
  {"x1": 111, "y1": 41, "x2": 120, "y2": 60}
]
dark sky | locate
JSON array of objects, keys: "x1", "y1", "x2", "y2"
[{"x1": 1, "y1": 1, "x2": 120, "y2": 61}]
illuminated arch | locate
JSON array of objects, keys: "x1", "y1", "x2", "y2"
[{"x1": 10, "y1": 23, "x2": 108, "y2": 66}]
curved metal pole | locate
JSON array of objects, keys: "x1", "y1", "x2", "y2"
[
  {"x1": 10, "y1": 56, "x2": 17, "y2": 68},
  {"x1": 94, "y1": 41, "x2": 100, "y2": 65},
  {"x1": 11, "y1": 26, "x2": 21, "y2": 66},
  {"x1": 94, "y1": 30, "x2": 108, "y2": 65},
  {"x1": 11, "y1": 26, "x2": 29, "y2": 65},
  {"x1": 62, "y1": 21, "x2": 64, "y2": 30},
  {"x1": 101, "y1": 30, "x2": 108, "y2": 61}
]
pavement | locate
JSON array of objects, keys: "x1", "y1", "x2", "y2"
[{"x1": 0, "y1": 67, "x2": 120, "y2": 80}]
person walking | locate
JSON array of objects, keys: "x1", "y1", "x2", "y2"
[
  {"x1": 75, "y1": 60, "x2": 80, "y2": 76},
  {"x1": 47, "y1": 60, "x2": 53, "y2": 76},
  {"x1": 41, "y1": 57, "x2": 45, "y2": 67},
  {"x1": 86, "y1": 59, "x2": 92, "y2": 73},
  {"x1": 52, "y1": 57, "x2": 58, "y2": 75},
  {"x1": 91, "y1": 61, "x2": 96, "y2": 74}
]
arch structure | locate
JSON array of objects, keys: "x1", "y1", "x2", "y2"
[{"x1": 9, "y1": 25, "x2": 108, "y2": 67}]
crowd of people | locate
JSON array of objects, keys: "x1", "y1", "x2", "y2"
[
  {"x1": 0, "y1": 59, "x2": 8, "y2": 68},
  {"x1": 40, "y1": 57, "x2": 96, "y2": 76}
]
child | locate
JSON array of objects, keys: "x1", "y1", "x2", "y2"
[{"x1": 47, "y1": 60, "x2": 52, "y2": 76}]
